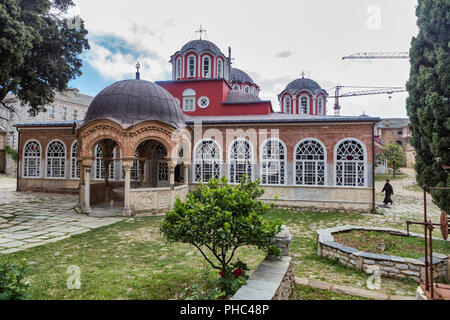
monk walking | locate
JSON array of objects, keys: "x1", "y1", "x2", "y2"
[{"x1": 381, "y1": 179, "x2": 394, "y2": 206}]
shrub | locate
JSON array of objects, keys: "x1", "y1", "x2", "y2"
[
  {"x1": 4, "y1": 146, "x2": 18, "y2": 163},
  {"x1": 0, "y1": 258, "x2": 30, "y2": 300}
]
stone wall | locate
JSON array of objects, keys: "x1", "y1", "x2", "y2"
[{"x1": 317, "y1": 226, "x2": 449, "y2": 281}]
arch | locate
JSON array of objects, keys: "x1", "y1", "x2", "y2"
[
  {"x1": 193, "y1": 138, "x2": 222, "y2": 183},
  {"x1": 202, "y1": 55, "x2": 211, "y2": 78},
  {"x1": 70, "y1": 141, "x2": 80, "y2": 179},
  {"x1": 294, "y1": 138, "x2": 327, "y2": 185},
  {"x1": 182, "y1": 88, "x2": 196, "y2": 112},
  {"x1": 23, "y1": 139, "x2": 42, "y2": 178},
  {"x1": 46, "y1": 139, "x2": 66, "y2": 179},
  {"x1": 93, "y1": 144, "x2": 116, "y2": 181},
  {"x1": 283, "y1": 95, "x2": 292, "y2": 114},
  {"x1": 299, "y1": 94, "x2": 310, "y2": 114},
  {"x1": 187, "y1": 54, "x2": 196, "y2": 78},
  {"x1": 334, "y1": 138, "x2": 367, "y2": 187},
  {"x1": 260, "y1": 138, "x2": 287, "y2": 185},
  {"x1": 228, "y1": 138, "x2": 254, "y2": 183}
]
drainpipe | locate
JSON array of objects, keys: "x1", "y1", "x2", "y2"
[
  {"x1": 371, "y1": 122, "x2": 376, "y2": 214},
  {"x1": 16, "y1": 126, "x2": 20, "y2": 192}
]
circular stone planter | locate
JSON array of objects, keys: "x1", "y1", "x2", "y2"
[{"x1": 316, "y1": 225, "x2": 449, "y2": 281}]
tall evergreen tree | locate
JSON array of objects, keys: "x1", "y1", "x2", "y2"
[
  {"x1": 406, "y1": 0, "x2": 450, "y2": 212},
  {"x1": 0, "y1": 0, "x2": 89, "y2": 118}
]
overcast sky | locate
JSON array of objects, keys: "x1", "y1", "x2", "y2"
[{"x1": 69, "y1": 0, "x2": 419, "y2": 118}]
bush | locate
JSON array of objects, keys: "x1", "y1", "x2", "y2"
[
  {"x1": 0, "y1": 258, "x2": 30, "y2": 300},
  {"x1": 4, "y1": 146, "x2": 18, "y2": 163}
]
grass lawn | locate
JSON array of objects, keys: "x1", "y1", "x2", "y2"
[
  {"x1": 2, "y1": 208, "x2": 424, "y2": 300},
  {"x1": 375, "y1": 172, "x2": 410, "y2": 182},
  {"x1": 334, "y1": 230, "x2": 450, "y2": 259},
  {"x1": 291, "y1": 285, "x2": 368, "y2": 300}
]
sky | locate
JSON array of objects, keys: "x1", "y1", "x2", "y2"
[{"x1": 68, "y1": 0, "x2": 419, "y2": 118}]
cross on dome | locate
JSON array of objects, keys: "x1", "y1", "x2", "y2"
[
  {"x1": 301, "y1": 71, "x2": 306, "y2": 78},
  {"x1": 195, "y1": 25, "x2": 207, "y2": 40}
]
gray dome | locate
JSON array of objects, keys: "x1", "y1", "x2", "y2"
[
  {"x1": 84, "y1": 80, "x2": 185, "y2": 129},
  {"x1": 230, "y1": 68, "x2": 255, "y2": 84},
  {"x1": 180, "y1": 40, "x2": 222, "y2": 55},
  {"x1": 285, "y1": 78, "x2": 322, "y2": 93}
]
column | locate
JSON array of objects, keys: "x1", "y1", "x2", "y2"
[
  {"x1": 169, "y1": 160, "x2": 177, "y2": 190},
  {"x1": 122, "y1": 159, "x2": 133, "y2": 216},
  {"x1": 77, "y1": 158, "x2": 85, "y2": 210},
  {"x1": 183, "y1": 161, "x2": 191, "y2": 186},
  {"x1": 104, "y1": 159, "x2": 111, "y2": 202},
  {"x1": 82, "y1": 159, "x2": 93, "y2": 214}
]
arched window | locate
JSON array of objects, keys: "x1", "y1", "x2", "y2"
[
  {"x1": 284, "y1": 96, "x2": 292, "y2": 114},
  {"x1": 335, "y1": 139, "x2": 366, "y2": 187},
  {"x1": 194, "y1": 139, "x2": 221, "y2": 182},
  {"x1": 202, "y1": 56, "x2": 211, "y2": 78},
  {"x1": 295, "y1": 139, "x2": 326, "y2": 185},
  {"x1": 46, "y1": 140, "x2": 66, "y2": 178},
  {"x1": 70, "y1": 141, "x2": 80, "y2": 179},
  {"x1": 217, "y1": 59, "x2": 223, "y2": 78},
  {"x1": 317, "y1": 96, "x2": 324, "y2": 115},
  {"x1": 188, "y1": 55, "x2": 196, "y2": 77},
  {"x1": 233, "y1": 84, "x2": 240, "y2": 91},
  {"x1": 23, "y1": 140, "x2": 41, "y2": 178},
  {"x1": 121, "y1": 150, "x2": 140, "y2": 181},
  {"x1": 260, "y1": 139, "x2": 286, "y2": 185},
  {"x1": 94, "y1": 145, "x2": 115, "y2": 180},
  {"x1": 229, "y1": 139, "x2": 253, "y2": 183},
  {"x1": 300, "y1": 95, "x2": 309, "y2": 114},
  {"x1": 182, "y1": 88, "x2": 196, "y2": 111},
  {"x1": 176, "y1": 57, "x2": 182, "y2": 79},
  {"x1": 244, "y1": 85, "x2": 250, "y2": 93}
]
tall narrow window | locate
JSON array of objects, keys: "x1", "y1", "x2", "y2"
[
  {"x1": 73, "y1": 109, "x2": 78, "y2": 120},
  {"x1": 46, "y1": 140, "x2": 66, "y2": 178},
  {"x1": 176, "y1": 57, "x2": 182, "y2": 79},
  {"x1": 217, "y1": 59, "x2": 223, "y2": 78},
  {"x1": 284, "y1": 96, "x2": 292, "y2": 114},
  {"x1": 94, "y1": 145, "x2": 115, "y2": 180},
  {"x1": 300, "y1": 96, "x2": 309, "y2": 114},
  {"x1": 295, "y1": 139, "x2": 326, "y2": 185},
  {"x1": 202, "y1": 56, "x2": 211, "y2": 78},
  {"x1": 49, "y1": 105, "x2": 55, "y2": 119},
  {"x1": 233, "y1": 84, "x2": 240, "y2": 91},
  {"x1": 244, "y1": 86, "x2": 250, "y2": 93},
  {"x1": 260, "y1": 139, "x2": 286, "y2": 185},
  {"x1": 62, "y1": 107, "x2": 67, "y2": 120},
  {"x1": 229, "y1": 139, "x2": 253, "y2": 183},
  {"x1": 317, "y1": 96, "x2": 324, "y2": 115},
  {"x1": 194, "y1": 140, "x2": 221, "y2": 182},
  {"x1": 335, "y1": 139, "x2": 366, "y2": 187},
  {"x1": 23, "y1": 141, "x2": 41, "y2": 178},
  {"x1": 183, "y1": 88, "x2": 196, "y2": 111},
  {"x1": 188, "y1": 55, "x2": 196, "y2": 77},
  {"x1": 70, "y1": 141, "x2": 80, "y2": 179}
]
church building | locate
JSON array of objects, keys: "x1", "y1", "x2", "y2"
[{"x1": 15, "y1": 37, "x2": 380, "y2": 215}]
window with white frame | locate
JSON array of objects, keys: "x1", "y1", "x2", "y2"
[
  {"x1": 217, "y1": 59, "x2": 223, "y2": 78},
  {"x1": 229, "y1": 139, "x2": 253, "y2": 183},
  {"x1": 295, "y1": 139, "x2": 325, "y2": 185},
  {"x1": 23, "y1": 141, "x2": 41, "y2": 178},
  {"x1": 260, "y1": 139, "x2": 286, "y2": 185},
  {"x1": 335, "y1": 139, "x2": 366, "y2": 187},
  {"x1": 300, "y1": 95, "x2": 309, "y2": 114},
  {"x1": 94, "y1": 145, "x2": 115, "y2": 180},
  {"x1": 188, "y1": 55, "x2": 196, "y2": 77},
  {"x1": 194, "y1": 140, "x2": 221, "y2": 182},
  {"x1": 198, "y1": 96, "x2": 210, "y2": 108},
  {"x1": 73, "y1": 109, "x2": 78, "y2": 120},
  {"x1": 284, "y1": 96, "x2": 292, "y2": 114},
  {"x1": 233, "y1": 84, "x2": 240, "y2": 91},
  {"x1": 183, "y1": 88, "x2": 196, "y2": 111},
  {"x1": 49, "y1": 105, "x2": 55, "y2": 119},
  {"x1": 317, "y1": 96, "x2": 324, "y2": 115},
  {"x1": 202, "y1": 56, "x2": 211, "y2": 78},
  {"x1": 62, "y1": 107, "x2": 67, "y2": 120},
  {"x1": 244, "y1": 86, "x2": 250, "y2": 93},
  {"x1": 46, "y1": 140, "x2": 66, "y2": 178},
  {"x1": 176, "y1": 57, "x2": 182, "y2": 79},
  {"x1": 70, "y1": 141, "x2": 80, "y2": 179}
]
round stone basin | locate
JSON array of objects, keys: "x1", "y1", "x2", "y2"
[{"x1": 316, "y1": 225, "x2": 449, "y2": 280}]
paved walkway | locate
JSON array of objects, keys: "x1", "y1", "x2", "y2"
[
  {"x1": 0, "y1": 175, "x2": 123, "y2": 254},
  {"x1": 375, "y1": 168, "x2": 442, "y2": 223}
]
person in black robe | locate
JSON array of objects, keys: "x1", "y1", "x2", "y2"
[{"x1": 381, "y1": 180, "x2": 394, "y2": 205}]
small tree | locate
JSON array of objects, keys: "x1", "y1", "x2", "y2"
[
  {"x1": 160, "y1": 177, "x2": 281, "y2": 294},
  {"x1": 381, "y1": 143, "x2": 406, "y2": 178}
]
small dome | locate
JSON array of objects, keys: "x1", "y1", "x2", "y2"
[
  {"x1": 180, "y1": 40, "x2": 222, "y2": 55},
  {"x1": 226, "y1": 90, "x2": 261, "y2": 103},
  {"x1": 84, "y1": 80, "x2": 185, "y2": 129},
  {"x1": 285, "y1": 77, "x2": 322, "y2": 93},
  {"x1": 230, "y1": 68, "x2": 255, "y2": 85}
]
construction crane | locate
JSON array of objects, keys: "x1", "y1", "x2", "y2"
[
  {"x1": 329, "y1": 86, "x2": 407, "y2": 116},
  {"x1": 342, "y1": 52, "x2": 409, "y2": 60}
]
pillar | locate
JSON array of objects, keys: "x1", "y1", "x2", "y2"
[
  {"x1": 183, "y1": 161, "x2": 191, "y2": 186},
  {"x1": 122, "y1": 159, "x2": 133, "y2": 216},
  {"x1": 104, "y1": 159, "x2": 111, "y2": 202},
  {"x1": 82, "y1": 159, "x2": 93, "y2": 214},
  {"x1": 169, "y1": 160, "x2": 177, "y2": 190},
  {"x1": 139, "y1": 160, "x2": 145, "y2": 186},
  {"x1": 77, "y1": 158, "x2": 85, "y2": 210}
]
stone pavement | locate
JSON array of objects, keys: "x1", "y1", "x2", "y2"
[
  {"x1": 375, "y1": 168, "x2": 442, "y2": 223},
  {"x1": 0, "y1": 175, "x2": 123, "y2": 254}
]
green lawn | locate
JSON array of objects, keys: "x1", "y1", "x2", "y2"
[
  {"x1": 375, "y1": 172, "x2": 410, "y2": 182},
  {"x1": 291, "y1": 285, "x2": 368, "y2": 300},
  {"x1": 2, "y1": 209, "x2": 423, "y2": 300}
]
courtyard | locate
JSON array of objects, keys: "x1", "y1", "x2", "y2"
[{"x1": 0, "y1": 169, "x2": 445, "y2": 299}]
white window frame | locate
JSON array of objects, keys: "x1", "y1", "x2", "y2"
[
  {"x1": 187, "y1": 55, "x2": 196, "y2": 78},
  {"x1": 70, "y1": 141, "x2": 80, "y2": 179},
  {"x1": 193, "y1": 139, "x2": 222, "y2": 183},
  {"x1": 283, "y1": 96, "x2": 292, "y2": 114},
  {"x1": 182, "y1": 88, "x2": 196, "y2": 112},
  {"x1": 334, "y1": 138, "x2": 367, "y2": 188},
  {"x1": 317, "y1": 96, "x2": 324, "y2": 115},
  {"x1": 49, "y1": 105, "x2": 55, "y2": 119},
  {"x1": 299, "y1": 95, "x2": 309, "y2": 115},
  {"x1": 94, "y1": 145, "x2": 115, "y2": 181},
  {"x1": 217, "y1": 59, "x2": 223, "y2": 78},
  {"x1": 244, "y1": 85, "x2": 250, "y2": 93},
  {"x1": 46, "y1": 139, "x2": 66, "y2": 179},
  {"x1": 202, "y1": 55, "x2": 211, "y2": 78},
  {"x1": 23, "y1": 140, "x2": 42, "y2": 178},
  {"x1": 232, "y1": 84, "x2": 240, "y2": 91},
  {"x1": 260, "y1": 138, "x2": 287, "y2": 185},
  {"x1": 198, "y1": 96, "x2": 210, "y2": 109},
  {"x1": 294, "y1": 138, "x2": 327, "y2": 186},
  {"x1": 228, "y1": 138, "x2": 254, "y2": 184},
  {"x1": 62, "y1": 107, "x2": 67, "y2": 120},
  {"x1": 176, "y1": 56, "x2": 183, "y2": 79}
]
